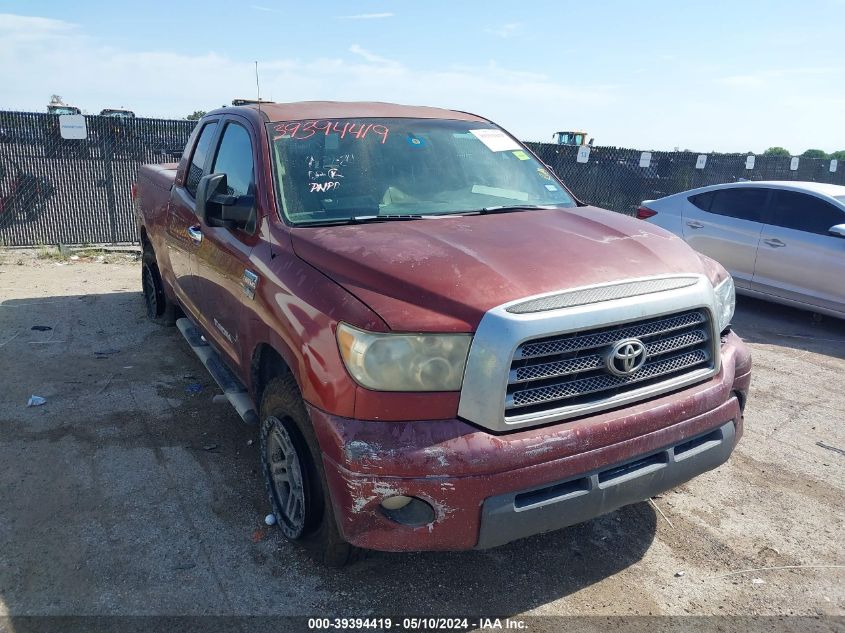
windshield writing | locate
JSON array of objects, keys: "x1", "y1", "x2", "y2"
[{"x1": 268, "y1": 118, "x2": 575, "y2": 225}]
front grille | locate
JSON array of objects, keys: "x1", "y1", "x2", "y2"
[{"x1": 506, "y1": 309, "x2": 713, "y2": 417}]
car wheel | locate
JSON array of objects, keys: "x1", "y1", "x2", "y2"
[
  {"x1": 141, "y1": 249, "x2": 177, "y2": 325},
  {"x1": 259, "y1": 374, "x2": 363, "y2": 567}
]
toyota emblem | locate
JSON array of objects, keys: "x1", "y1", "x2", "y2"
[{"x1": 606, "y1": 338, "x2": 647, "y2": 376}]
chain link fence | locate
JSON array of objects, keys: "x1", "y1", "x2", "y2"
[
  {"x1": 1, "y1": 109, "x2": 842, "y2": 246},
  {"x1": 0, "y1": 111, "x2": 193, "y2": 246},
  {"x1": 526, "y1": 142, "x2": 844, "y2": 216}
]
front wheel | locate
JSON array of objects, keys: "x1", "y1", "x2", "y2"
[{"x1": 260, "y1": 375, "x2": 362, "y2": 567}]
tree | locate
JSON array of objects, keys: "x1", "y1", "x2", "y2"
[
  {"x1": 801, "y1": 149, "x2": 829, "y2": 159},
  {"x1": 831, "y1": 150, "x2": 845, "y2": 160},
  {"x1": 186, "y1": 110, "x2": 206, "y2": 121},
  {"x1": 763, "y1": 147, "x2": 790, "y2": 157}
]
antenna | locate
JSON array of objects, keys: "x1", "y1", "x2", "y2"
[{"x1": 255, "y1": 61, "x2": 261, "y2": 114}]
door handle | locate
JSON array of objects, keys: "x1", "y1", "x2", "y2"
[
  {"x1": 187, "y1": 225, "x2": 203, "y2": 244},
  {"x1": 686, "y1": 220, "x2": 704, "y2": 229},
  {"x1": 763, "y1": 238, "x2": 785, "y2": 248}
]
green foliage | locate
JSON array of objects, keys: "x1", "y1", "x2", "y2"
[
  {"x1": 762, "y1": 147, "x2": 790, "y2": 157},
  {"x1": 831, "y1": 150, "x2": 845, "y2": 160},
  {"x1": 186, "y1": 110, "x2": 207, "y2": 121},
  {"x1": 801, "y1": 149, "x2": 829, "y2": 159}
]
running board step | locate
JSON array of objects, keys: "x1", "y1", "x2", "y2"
[{"x1": 176, "y1": 318, "x2": 258, "y2": 425}]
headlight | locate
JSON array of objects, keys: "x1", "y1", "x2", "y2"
[
  {"x1": 336, "y1": 323, "x2": 472, "y2": 391},
  {"x1": 713, "y1": 275, "x2": 735, "y2": 333}
]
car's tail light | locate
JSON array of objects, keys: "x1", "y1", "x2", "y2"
[
  {"x1": 636, "y1": 206, "x2": 657, "y2": 220},
  {"x1": 131, "y1": 183, "x2": 137, "y2": 200}
]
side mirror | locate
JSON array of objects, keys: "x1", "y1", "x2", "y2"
[
  {"x1": 195, "y1": 173, "x2": 225, "y2": 225},
  {"x1": 196, "y1": 172, "x2": 255, "y2": 230},
  {"x1": 829, "y1": 224, "x2": 845, "y2": 238}
]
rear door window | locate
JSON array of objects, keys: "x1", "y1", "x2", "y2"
[
  {"x1": 185, "y1": 121, "x2": 219, "y2": 197},
  {"x1": 708, "y1": 188, "x2": 769, "y2": 222},
  {"x1": 769, "y1": 191, "x2": 844, "y2": 235}
]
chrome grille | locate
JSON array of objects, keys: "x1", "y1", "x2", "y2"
[{"x1": 506, "y1": 309, "x2": 713, "y2": 417}]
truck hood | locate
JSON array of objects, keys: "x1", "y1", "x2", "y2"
[{"x1": 290, "y1": 207, "x2": 709, "y2": 332}]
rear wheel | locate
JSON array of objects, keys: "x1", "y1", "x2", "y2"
[
  {"x1": 141, "y1": 249, "x2": 177, "y2": 325},
  {"x1": 260, "y1": 374, "x2": 362, "y2": 567}
]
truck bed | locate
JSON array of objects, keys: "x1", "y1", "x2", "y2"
[{"x1": 134, "y1": 162, "x2": 178, "y2": 231}]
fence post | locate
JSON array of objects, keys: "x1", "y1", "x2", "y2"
[{"x1": 101, "y1": 123, "x2": 118, "y2": 244}]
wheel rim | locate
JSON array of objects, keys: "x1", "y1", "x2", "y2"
[
  {"x1": 141, "y1": 264, "x2": 159, "y2": 318},
  {"x1": 265, "y1": 417, "x2": 306, "y2": 539}
]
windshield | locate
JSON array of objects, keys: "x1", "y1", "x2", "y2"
[
  {"x1": 49, "y1": 107, "x2": 78, "y2": 115},
  {"x1": 267, "y1": 118, "x2": 575, "y2": 225}
]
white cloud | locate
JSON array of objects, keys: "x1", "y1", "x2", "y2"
[
  {"x1": 0, "y1": 12, "x2": 617, "y2": 141},
  {"x1": 484, "y1": 22, "x2": 523, "y2": 39},
  {"x1": 348, "y1": 44, "x2": 400, "y2": 67},
  {"x1": 716, "y1": 66, "x2": 838, "y2": 89},
  {"x1": 336, "y1": 12, "x2": 394, "y2": 20},
  {"x1": 250, "y1": 5, "x2": 281, "y2": 13}
]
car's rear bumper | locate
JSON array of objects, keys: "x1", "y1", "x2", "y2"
[{"x1": 309, "y1": 331, "x2": 751, "y2": 552}]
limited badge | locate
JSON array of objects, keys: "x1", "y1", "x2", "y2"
[{"x1": 242, "y1": 269, "x2": 259, "y2": 300}]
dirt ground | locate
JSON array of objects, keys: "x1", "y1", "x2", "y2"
[{"x1": 0, "y1": 249, "x2": 842, "y2": 626}]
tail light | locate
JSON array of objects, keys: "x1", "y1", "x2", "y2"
[
  {"x1": 131, "y1": 183, "x2": 137, "y2": 200},
  {"x1": 636, "y1": 206, "x2": 657, "y2": 220}
]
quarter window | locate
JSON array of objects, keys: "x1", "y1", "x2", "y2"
[
  {"x1": 688, "y1": 191, "x2": 714, "y2": 211},
  {"x1": 769, "y1": 191, "x2": 844, "y2": 235},
  {"x1": 707, "y1": 188, "x2": 768, "y2": 222},
  {"x1": 185, "y1": 122, "x2": 219, "y2": 196}
]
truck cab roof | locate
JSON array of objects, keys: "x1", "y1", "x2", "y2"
[{"x1": 210, "y1": 100, "x2": 489, "y2": 123}]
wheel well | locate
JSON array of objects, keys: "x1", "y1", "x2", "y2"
[
  {"x1": 251, "y1": 344, "x2": 295, "y2": 404},
  {"x1": 139, "y1": 227, "x2": 152, "y2": 253}
]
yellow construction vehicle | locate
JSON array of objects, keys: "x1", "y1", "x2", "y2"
[{"x1": 553, "y1": 130, "x2": 593, "y2": 146}]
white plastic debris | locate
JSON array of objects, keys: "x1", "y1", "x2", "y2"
[
  {"x1": 27, "y1": 395, "x2": 47, "y2": 407},
  {"x1": 751, "y1": 578, "x2": 765, "y2": 585},
  {"x1": 674, "y1": 570, "x2": 685, "y2": 577},
  {"x1": 264, "y1": 513, "x2": 277, "y2": 526}
]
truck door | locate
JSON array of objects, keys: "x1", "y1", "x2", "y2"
[
  {"x1": 166, "y1": 119, "x2": 219, "y2": 314},
  {"x1": 191, "y1": 117, "x2": 261, "y2": 372}
]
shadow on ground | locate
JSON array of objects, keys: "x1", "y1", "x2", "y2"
[{"x1": 731, "y1": 295, "x2": 845, "y2": 360}]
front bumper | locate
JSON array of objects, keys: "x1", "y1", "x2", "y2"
[
  {"x1": 309, "y1": 331, "x2": 751, "y2": 552},
  {"x1": 477, "y1": 420, "x2": 734, "y2": 548}
]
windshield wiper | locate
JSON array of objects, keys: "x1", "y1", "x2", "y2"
[
  {"x1": 347, "y1": 214, "x2": 430, "y2": 223},
  {"x1": 478, "y1": 204, "x2": 561, "y2": 215}
]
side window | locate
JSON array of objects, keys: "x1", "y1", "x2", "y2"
[
  {"x1": 770, "y1": 191, "x2": 844, "y2": 235},
  {"x1": 185, "y1": 122, "x2": 219, "y2": 196},
  {"x1": 211, "y1": 123, "x2": 255, "y2": 197},
  {"x1": 689, "y1": 191, "x2": 714, "y2": 211},
  {"x1": 708, "y1": 188, "x2": 768, "y2": 222}
]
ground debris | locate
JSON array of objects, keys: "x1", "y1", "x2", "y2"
[{"x1": 816, "y1": 441, "x2": 845, "y2": 457}]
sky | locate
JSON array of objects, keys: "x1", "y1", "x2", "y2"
[{"x1": 1, "y1": 0, "x2": 844, "y2": 153}]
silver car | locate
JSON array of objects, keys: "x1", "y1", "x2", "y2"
[{"x1": 638, "y1": 181, "x2": 845, "y2": 319}]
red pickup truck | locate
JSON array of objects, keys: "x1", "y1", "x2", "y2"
[{"x1": 134, "y1": 101, "x2": 751, "y2": 566}]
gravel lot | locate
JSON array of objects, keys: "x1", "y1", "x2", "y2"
[{"x1": 0, "y1": 250, "x2": 842, "y2": 626}]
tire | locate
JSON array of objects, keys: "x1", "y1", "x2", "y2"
[
  {"x1": 141, "y1": 248, "x2": 177, "y2": 326},
  {"x1": 259, "y1": 374, "x2": 362, "y2": 567}
]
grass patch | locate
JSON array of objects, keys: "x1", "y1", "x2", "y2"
[{"x1": 36, "y1": 244, "x2": 70, "y2": 261}]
